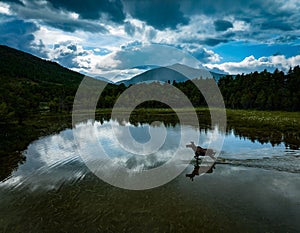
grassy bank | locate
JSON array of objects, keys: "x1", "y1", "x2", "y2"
[
  {"x1": 224, "y1": 109, "x2": 300, "y2": 148},
  {"x1": 226, "y1": 109, "x2": 300, "y2": 132}
]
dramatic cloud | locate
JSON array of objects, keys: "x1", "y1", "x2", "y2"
[
  {"x1": 191, "y1": 47, "x2": 221, "y2": 63},
  {"x1": 5, "y1": 1, "x2": 109, "y2": 33},
  {"x1": 179, "y1": 0, "x2": 300, "y2": 43},
  {"x1": 117, "y1": 43, "x2": 203, "y2": 68},
  {"x1": 123, "y1": 19, "x2": 157, "y2": 41},
  {"x1": 49, "y1": 41, "x2": 93, "y2": 69},
  {"x1": 0, "y1": 0, "x2": 300, "y2": 78},
  {"x1": 205, "y1": 55, "x2": 300, "y2": 74},
  {"x1": 89, "y1": 43, "x2": 208, "y2": 81},
  {"x1": 0, "y1": 2, "x2": 12, "y2": 15},
  {"x1": 176, "y1": 44, "x2": 221, "y2": 63}
]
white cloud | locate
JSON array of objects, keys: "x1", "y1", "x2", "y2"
[
  {"x1": 184, "y1": 46, "x2": 222, "y2": 63},
  {"x1": 92, "y1": 43, "x2": 203, "y2": 78},
  {"x1": 230, "y1": 20, "x2": 251, "y2": 32},
  {"x1": 205, "y1": 55, "x2": 300, "y2": 74},
  {"x1": 60, "y1": 42, "x2": 207, "y2": 81},
  {"x1": 34, "y1": 26, "x2": 83, "y2": 45},
  {"x1": 204, "y1": 48, "x2": 222, "y2": 62},
  {"x1": 0, "y1": 2, "x2": 12, "y2": 15},
  {"x1": 69, "y1": 12, "x2": 79, "y2": 20}
]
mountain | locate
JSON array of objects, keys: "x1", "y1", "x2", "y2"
[
  {"x1": 93, "y1": 75, "x2": 114, "y2": 83},
  {"x1": 116, "y1": 63, "x2": 228, "y2": 86}
]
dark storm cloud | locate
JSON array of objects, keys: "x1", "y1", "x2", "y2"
[
  {"x1": 3, "y1": 0, "x2": 299, "y2": 41},
  {"x1": 214, "y1": 20, "x2": 233, "y2": 31},
  {"x1": 5, "y1": 1, "x2": 109, "y2": 33},
  {"x1": 273, "y1": 35, "x2": 299, "y2": 43},
  {"x1": 260, "y1": 21, "x2": 293, "y2": 31},
  {"x1": 124, "y1": 0, "x2": 189, "y2": 30},
  {"x1": 47, "y1": 0, "x2": 125, "y2": 23},
  {"x1": 181, "y1": 0, "x2": 299, "y2": 33},
  {"x1": 43, "y1": 20, "x2": 108, "y2": 33},
  {"x1": 180, "y1": 0, "x2": 271, "y2": 17},
  {"x1": 0, "y1": 18, "x2": 46, "y2": 56},
  {"x1": 181, "y1": 37, "x2": 229, "y2": 47},
  {"x1": 201, "y1": 38, "x2": 228, "y2": 46},
  {"x1": 0, "y1": 0, "x2": 24, "y2": 5}
]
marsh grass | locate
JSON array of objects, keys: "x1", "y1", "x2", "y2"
[
  {"x1": 226, "y1": 109, "x2": 300, "y2": 132},
  {"x1": 225, "y1": 109, "x2": 300, "y2": 148}
]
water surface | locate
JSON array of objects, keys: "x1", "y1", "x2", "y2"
[{"x1": 0, "y1": 120, "x2": 299, "y2": 232}]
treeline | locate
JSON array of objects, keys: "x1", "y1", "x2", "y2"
[
  {"x1": 1, "y1": 42, "x2": 300, "y2": 125},
  {"x1": 218, "y1": 66, "x2": 300, "y2": 111},
  {"x1": 96, "y1": 66, "x2": 300, "y2": 111},
  {"x1": 2, "y1": 66, "x2": 300, "y2": 125},
  {"x1": 97, "y1": 79, "x2": 215, "y2": 109}
]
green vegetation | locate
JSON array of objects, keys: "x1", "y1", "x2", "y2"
[
  {"x1": 218, "y1": 67, "x2": 300, "y2": 111},
  {"x1": 225, "y1": 109, "x2": 300, "y2": 148},
  {"x1": 226, "y1": 109, "x2": 300, "y2": 131},
  {"x1": 0, "y1": 45, "x2": 83, "y2": 124}
]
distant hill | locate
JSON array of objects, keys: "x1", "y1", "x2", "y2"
[
  {"x1": 116, "y1": 63, "x2": 228, "y2": 86},
  {"x1": 93, "y1": 76, "x2": 114, "y2": 83}
]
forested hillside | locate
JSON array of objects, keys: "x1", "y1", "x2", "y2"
[
  {"x1": 0, "y1": 45, "x2": 84, "y2": 123},
  {"x1": 218, "y1": 67, "x2": 300, "y2": 111}
]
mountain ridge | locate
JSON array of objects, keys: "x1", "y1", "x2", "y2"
[{"x1": 116, "y1": 63, "x2": 229, "y2": 86}]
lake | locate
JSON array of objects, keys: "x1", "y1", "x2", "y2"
[{"x1": 0, "y1": 118, "x2": 299, "y2": 232}]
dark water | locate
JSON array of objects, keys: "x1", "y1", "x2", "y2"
[{"x1": 0, "y1": 120, "x2": 299, "y2": 232}]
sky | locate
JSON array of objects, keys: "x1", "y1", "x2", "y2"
[{"x1": 0, "y1": 0, "x2": 300, "y2": 81}]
